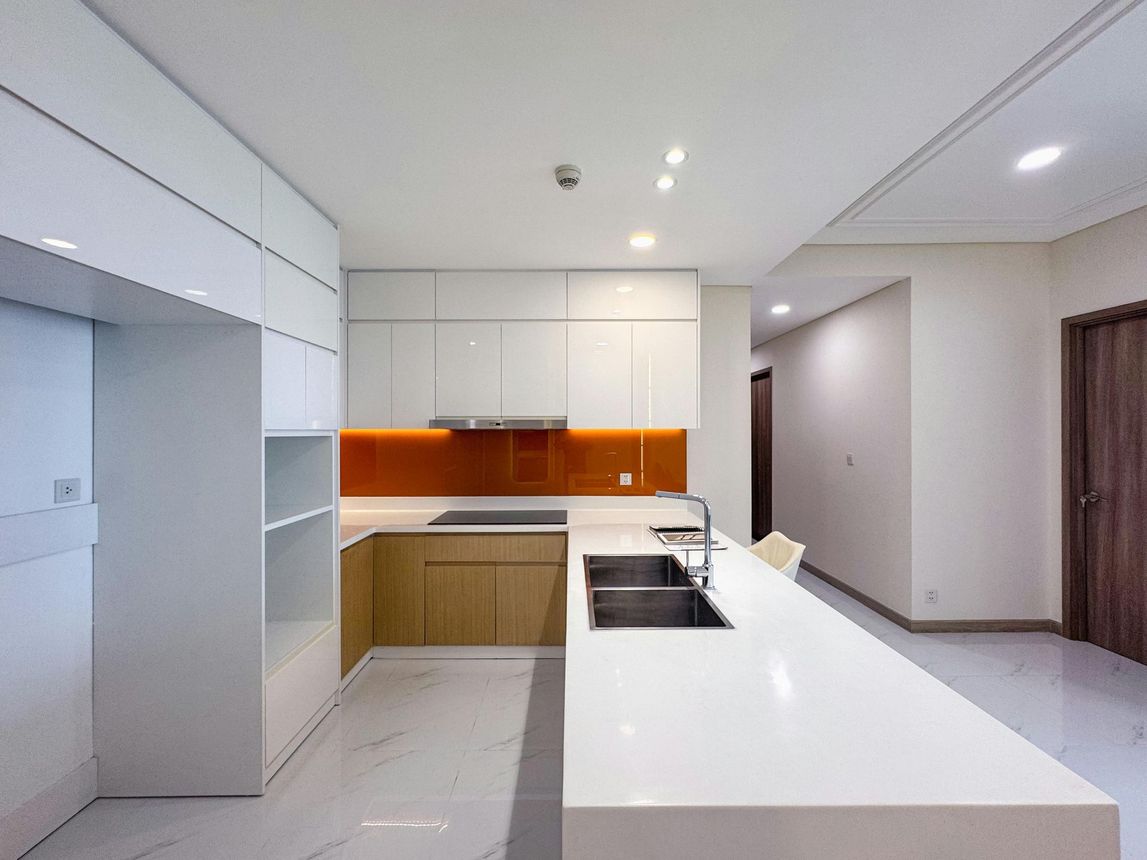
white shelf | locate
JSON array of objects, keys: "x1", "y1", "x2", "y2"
[
  {"x1": 265, "y1": 619, "x2": 333, "y2": 675},
  {"x1": 264, "y1": 435, "x2": 334, "y2": 522},
  {"x1": 264, "y1": 503, "x2": 334, "y2": 532}
]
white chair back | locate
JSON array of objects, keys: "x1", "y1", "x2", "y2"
[{"x1": 748, "y1": 531, "x2": 806, "y2": 580}]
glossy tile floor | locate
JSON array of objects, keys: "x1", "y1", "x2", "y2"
[
  {"x1": 27, "y1": 659, "x2": 564, "y2": 859},
  {"x1": 798, "y1": 570, "x2": 1147, "y2": 860}
]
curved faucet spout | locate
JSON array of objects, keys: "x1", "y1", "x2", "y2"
[{"x1": 654, "y1": 490, "x2": 715, "y2": 589}]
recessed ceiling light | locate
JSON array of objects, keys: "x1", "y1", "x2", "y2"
[
  {"x1": 771, "y1": 304, "x2": 791, "y2": 315},
  {"x1": 629, "y1": 233, "x2": 656, "y2": 249},
  {"x1": 595, "y1": 341, "x2": 609, "y2": 347},
  {"x1": 654, "y1": 175, "x2": 677, "y2": 190},
  {"x1": 663, "y1": 147, "x2": 688, "y2": 165},
  {"x1": 616, "y1": 285, "x2": 634, "y2": 293},
  {"x1": 468, "y1": 340, "x2": 477, "y2": 346},
  {"x1": 184, "y1": 289, "x2": 208, "y2": 296},
  {"x1": 1016, "y1": 146, "x2": 1062, "y2": 171},
  {"x1": 41, "y1": 237, "x2": 77, "y2": 249}
]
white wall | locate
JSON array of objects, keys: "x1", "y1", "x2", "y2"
[
  {"x1": 751, "y1": 282, "x2": 912, "y2": 616},
  {"x1": 688, "y1": 286, "x2": 752, "y2": 545},
  {"x1": 769, "y1": 243, "x2": 1052, "y2": 620},
  {"x1": 0, "y1": 299, "x2": 95, "y2": 840},
  {"x1": 1045, "y1": 206, "x2": 1147, "y2": 620}
]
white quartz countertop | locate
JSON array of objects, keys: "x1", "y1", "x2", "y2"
[
  {"x1": 558, "y1": 511, "x2": 1119, "y2": 859},
  {"x1": 338, "y1": 510, "x2": 572, "y2": 549}
]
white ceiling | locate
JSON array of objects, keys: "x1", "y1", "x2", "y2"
[
  {"x1": 85, "y1": 0, "x2": 1100, "y2": 289},
  {"x1": 813, "y1": 1, "x2": 1147, "y2": 245},
  {"x1": 751, "y1": 276, "x2": 902, "y2": 347}
]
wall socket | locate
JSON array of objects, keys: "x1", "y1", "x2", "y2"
[
  {"x1": 846, "y1": 452, "x2": 855, "y2": 466},
  {"x1": 54, "y1": 478, "x2": 81, "y2": 504},
  {"x1": 619, "y1": 472, "x2": 633, "y2": 486},
  {"x1": 925, "y1": 589, "x2": 938, "y2": 604}
]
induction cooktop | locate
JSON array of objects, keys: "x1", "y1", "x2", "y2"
[{"x1": 428, "y1": 509, "x2": 568, "y2": 526}]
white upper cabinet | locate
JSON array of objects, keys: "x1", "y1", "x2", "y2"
[
  {"x1": 304, "y1": 345, "x2": 338, "y2": 430},
  {"x1": 0, "y1": 92, "x2": 261, "y2": 324},
  {"x1": 436, "y1": 271, "x2": 566, "y2": 319},
  {"x1": 347, "y1": 322, "x2": 392, "y2": 428},
  {"x1": 435, "y1": 323, "x2": 501, "y2": 416},
  {"x1": 263, "y1": 330, "x2": 307, "y2": 430},
  {"x1": 391, "y1": 323, "x2": 436, "y2": 429},
  {"x1": 2, "y1": 0, "x2": 263, "y2": 241},
  {"x1": 568, "y1": 322, "x2": 632, "y2": 428},
  {"x1": 264, "y1": 251, "x2": 339, "y2": 351},
  {"x1": 501, "y1": 323, "x2": 567, "y2": 417},
  {"x1": 261, "y1": 167, "x2": 339, "y2": 289},
  {"x1": 632, "y1": 321, "x2": 698, "y2": 429},
  {"x1": 348, "y1": 271, "x2": 435, "y2": 320},
  {"x1": 567, "y1": 271, "x2": 697, "y2": 319}
]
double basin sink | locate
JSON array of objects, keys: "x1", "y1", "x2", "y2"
[{"x1": 584, "y1": 554, "x2": 733, "y2": 629}]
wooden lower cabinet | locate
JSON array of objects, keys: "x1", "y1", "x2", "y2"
[
  {"x1": 425, "y1": 565, "x2": 496, "y2": 645},
  {"x1": 374, "y1": 535, "x2": 426, "y2": 645},
  {"x1": 340, "y1": 538, "x2": 374, "y2": 677},
  {"x1": 495, "y1": 565, "x2": 566, "y2": 645}
]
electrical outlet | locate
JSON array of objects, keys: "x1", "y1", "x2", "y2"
[
  {"x1": 846, "y1": 452, "x2": 855, "y2": 466},
  {"x1": 54, "y1": 478, "x2": 81, "y2": 504},
  {"x1": 619, "y1": 472, "x2": 633, "y2": 486},
  {"x1": 925, "y1": 589, "x2": 938, "y2": 604}
]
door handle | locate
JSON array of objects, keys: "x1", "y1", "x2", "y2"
[{"x1": 1079, "y1": 490, "x2": 1105, "y2": 508}]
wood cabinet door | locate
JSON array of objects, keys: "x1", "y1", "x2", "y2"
[
  {"x1": 374, "y1": 535, "x2": 426, "y2": 645},
  {"x1": 340, "y1": 539, "x2": 374, "y2": 677},
  {"x1": 495, "y1": 565, "x2": 566, "y2": 646},
  {"x1": 425, "y1": 565, "x2": 496, "y2": 645}
]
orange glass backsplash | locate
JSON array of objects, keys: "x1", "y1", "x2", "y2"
[{"x1": 340, "y1": 429, "x2": 687, "y2": 497}]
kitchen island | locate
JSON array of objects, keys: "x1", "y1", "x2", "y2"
[{"x1": 560, "y1": 513, "x2": 1118, "y2": 859}]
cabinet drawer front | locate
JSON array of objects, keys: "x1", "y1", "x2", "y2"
[
  {"x1": 424, "y1": 533, "x2": 567, "y2": 563},
  {"x1": 265, "y1": 624, "x2": 338, "y2": 765},
  {"x1": 495, "y1": 565, "x2": 566, "y2": 646},
  {"x1": 425, "y1": 565, "x2": 496, "y2": 645}
]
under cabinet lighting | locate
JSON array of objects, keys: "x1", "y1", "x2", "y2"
[
  {"x1": 654, "y1": 175, "x2": 677, "y2": 190},
  {"x1": 663, "y1": 147, "x2": 688, "y2": 165},
  {"x1": 771, "y1": 304, "x2": 791, "y2": 314},
  {"x1": 41, "y1": 237, "x2": 78, "y2": 249},
  {"x1": 629, "y1": 233, "x2": 656, "y2": 249},
  {"x1": 185, "y1": 289, "x2": 208, "y2": 296},
  {"x1": 1017, "y1": 146, "x2": 1062, "y2": 171}
]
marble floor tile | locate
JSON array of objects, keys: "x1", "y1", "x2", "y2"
[{"x1": 796, "y1": 569, "x2": 1147, "y2": 860}]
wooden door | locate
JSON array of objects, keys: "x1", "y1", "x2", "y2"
[
  {"x1": 425, "y1": 565, "x2": 496, "y2": 645},
  {"x1": 340, "y1": 539, "x2": 374, "y2": 677},
  {"x1": 751, "y1": 369, "x2": 773, "y2": 542},
  {"x1": 1080, "y1": 315, "x2": 1147, "y2": 663},
  {"x1": 495, "y1": 565, "x2": 566, "y2": 645},
  {"x1": 374, "y1": 535, "x2": 426, "y2": 645}
]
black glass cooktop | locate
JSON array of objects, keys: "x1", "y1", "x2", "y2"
[{"x1": 429, "y1": 509, "x2": 568, "y2": 526}]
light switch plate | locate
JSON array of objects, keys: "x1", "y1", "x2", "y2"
[
  {"x1": 54, "y1": 478, "x2": 81, "y2": 503},
  {"x1": 619, "y1": 472, "x2": 633, "y2": 486}
]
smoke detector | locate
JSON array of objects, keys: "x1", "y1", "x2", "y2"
[{"x1": 554, "y1": 164, "x2": 582, "y2": 190}]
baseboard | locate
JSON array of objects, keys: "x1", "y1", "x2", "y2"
[
  {"x1": 0, "y1": 756, "x2": 97, "y2": 860},
  {"x1": 800, "y1": 563, "x2": 1060, "y2": 634},
  {"x1": 372, "y1": 645, "x2": 565, "y2": 659},
  {"x1": 340, "y1": 649, "x2": 373, "y2": 691},
  {"x1": 800, "y1": 561, "x2": 913, "y2": 631}
]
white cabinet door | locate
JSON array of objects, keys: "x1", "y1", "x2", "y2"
[
  {"x1": 632, "y1": 321, "x2": 698, "y2": 429},
  {"x1": 391, "y1": 323, "x2": 436, "y2": 428},
  {"x1": 435, "y1": 323, "x2": 501, "y2": 416},
  {"x1": 435, "y1": 271, "x2": 566, "y2": 319},
  {"x1": 567, "y1": 271, "x2": 697, "y2": 320},
  {"x1": 567, "y1": 322, "x2": 632, "y2": 428},
  {"x1": 263, "y1": 330, "x2": 307, "y2": 430},
  {"x1": 304, "y1": 346, "x2": 338, "y2": 430},
  {"x1": 348, "y1": 271, "x2": 435, "y2": 320},
  {"x1": 261, "y1": 166, "x2": 339, "y2": 288},
  {"x1": 347, "y1": 322, "x2": 392, "y2": 428},
  {"x1": 264, "y1": 251, "x2": 339, "y2": 351},
  {"x1": 501, "y1": 322, "x2": 566, "y2": 417}
]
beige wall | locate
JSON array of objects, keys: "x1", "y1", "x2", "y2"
[
  {"x1": 751, "y1": 282, "x2": 912, "y2": 616},
  {"x1": 689, "y1": 285, "x2": 752, "y2": 545},
  {"x1": 768, "y1": 242, "x2": 1053, "y2": 621}
]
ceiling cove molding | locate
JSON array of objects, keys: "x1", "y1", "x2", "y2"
[{"x1": 827, "y1": 0, "x2": 1144, "y2": 228}]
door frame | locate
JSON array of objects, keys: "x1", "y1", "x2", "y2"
[
  {"x1": 751, "y1": 367, "x2": 772, "y2": 541},
  {"x1": 1061, "y1": 298, "x2": 1147, "y2": 639}
]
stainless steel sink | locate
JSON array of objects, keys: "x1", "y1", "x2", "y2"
[
  {"x1": 585, "y1": 554, "x2": 694, "y2": 588},
  {"x1": 583, "y1": 554, "x2": 733, "y2": 630}
]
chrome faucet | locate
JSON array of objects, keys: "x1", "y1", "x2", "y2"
[{"x1": 655, "y1": 490, "x2": 715, "y2": 589}]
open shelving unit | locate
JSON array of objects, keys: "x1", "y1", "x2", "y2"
[{"x1": 264, "y1": 508, "x2": 335, "y2": 672}]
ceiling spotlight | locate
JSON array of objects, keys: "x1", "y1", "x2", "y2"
[
  {"x1": 771, "y1": 304, "x2": 791, "y2": 315},
  {"x1": 616, "y1": 285, "x2": 634, "y2": 293},
  {"x1": 663, "y1": 147, "x2": 688, "y2": 165},
  {"x1": 654, "y1": 175, "x2": 677, "y2": 190},
  {"x1": 1016, "y1": 146, "x2": 1062, "y2": 171},
  {"x1": 629, "y1": 233, "x2": 656, "y2": 249},
  {"x1": 41, "y1": 237, "x2": 78, "y2": 249}
]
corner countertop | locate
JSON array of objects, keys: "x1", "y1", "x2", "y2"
[{"x1": 337, "y1": 510, "x2": 578, "y2": 550}]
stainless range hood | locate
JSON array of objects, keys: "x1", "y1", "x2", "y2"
[{"x1": 428, "y1": 417, "x2": 567, "y2": 430}]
